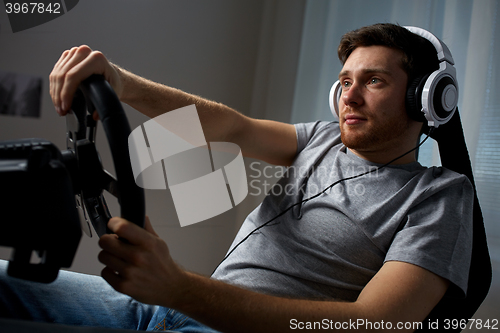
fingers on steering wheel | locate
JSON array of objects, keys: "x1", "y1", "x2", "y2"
[
  {"x1": 50, "y1": 45, "x2": 109, "y2": 116},
  {"x1": 59, "y1": 46, "x2": 95, "y2": 113},
  {"x1": 51, "y1": 46, "x2": 88, "y2": 114},
  {"x1": 50, "y1": 48, "x2": 76, "y2": 115},
  {"x1": 108, "y1": 217, "x2": 151, "y2": 247},
  {"x1": 144, "y1": 216, "x2": 158, "y2": 237}
]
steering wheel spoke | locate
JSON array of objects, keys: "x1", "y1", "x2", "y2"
[{"x1": 102, "y1": 169, "x2": 119, "y2": 199}]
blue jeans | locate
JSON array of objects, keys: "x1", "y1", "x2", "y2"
[{"x1": 0, "y1": 260, "x2": 219, "y2": 332}]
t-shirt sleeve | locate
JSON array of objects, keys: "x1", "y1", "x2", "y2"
[
  {"x1": 384, "y1": 174, "x2": 474, "y2": 299},
  {"x1": 295, "y1": 121, "x2": 339, "y2": 154}
]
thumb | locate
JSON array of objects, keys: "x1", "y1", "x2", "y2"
[{"x1": 144, "y1": 215, "x2": 158, "y2": 237}]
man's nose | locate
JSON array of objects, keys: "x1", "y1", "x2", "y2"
[{"x1": 342, "y1": 83, "x2": 364, "y2": 108}]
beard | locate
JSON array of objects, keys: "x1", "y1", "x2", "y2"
[{"x1": 340, "y1": 112, "x2": 412, "y2": 152}]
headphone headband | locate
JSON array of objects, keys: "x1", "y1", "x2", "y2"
[{"x1": 404, "y1": 26, "x2": 455, "y2": 65}]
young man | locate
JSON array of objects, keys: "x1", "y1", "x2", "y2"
[{"x1": 1, "y1": 23, "x2": 473, "y2": 332}]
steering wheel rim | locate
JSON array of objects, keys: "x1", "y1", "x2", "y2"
[{"x1": 66, "y1": 74, "x2": 145, "y2": 235}]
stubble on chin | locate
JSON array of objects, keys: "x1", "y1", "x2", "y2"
[{"x1": 340, "y1": 117, "x2": 411, "y2": 152}]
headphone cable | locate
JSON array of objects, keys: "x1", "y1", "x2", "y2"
[{"x1": 211, "y1": 129, "x2": 434, "y2": 276}]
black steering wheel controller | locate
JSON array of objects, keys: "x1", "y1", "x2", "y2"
[
  {"x1": 0, "y1": 75, "x2": 145, "y2": 283},
  {"x1": 66, "y1": 74, "x2": 145, "y2": 236}
]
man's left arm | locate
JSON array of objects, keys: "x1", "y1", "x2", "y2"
[{"x1": 98, "y1": 217, "x2": 449, "y2": 333}]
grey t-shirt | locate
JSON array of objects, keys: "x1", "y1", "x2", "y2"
[{"x1": 212, "y1": 121, "x2": 473, "y2": 302}]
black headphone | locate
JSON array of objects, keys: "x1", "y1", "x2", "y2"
[{"x1": 329, "y1": 26, "x2": 458, "y2": 128}]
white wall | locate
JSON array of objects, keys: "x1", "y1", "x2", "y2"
[{"x1": 0, "y1": 0, "x2": 306, "y2": 276}]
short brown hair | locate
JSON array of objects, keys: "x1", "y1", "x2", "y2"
[{"x1": 338, "y1": 23, "x2": 439, "y2": 82}]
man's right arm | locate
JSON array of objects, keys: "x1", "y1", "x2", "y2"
[{"x1": 50, "y1": 45, "x2": 297, "y2": 166}]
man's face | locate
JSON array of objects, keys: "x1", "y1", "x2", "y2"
[{"x1": 338, "y1": 45, "x2": 415, "y2": 155}]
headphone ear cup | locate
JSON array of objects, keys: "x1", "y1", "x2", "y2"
[
  {"x1": 430, "y1": 75, "x2": 458, "y2": 119},
  {"x1": 406, "y1": 74, "x2": 429, "y2": 122},
  {"x1": 329, "y1": 80, "x2": 342, "y2": 120}
]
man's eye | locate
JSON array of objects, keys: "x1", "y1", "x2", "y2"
[
  {"x1": 342, "y1": 81, "x2": 351, "y2": 88},
  {"x1": 369, "y1": 78, "x2": 380, "y2": 84}
]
